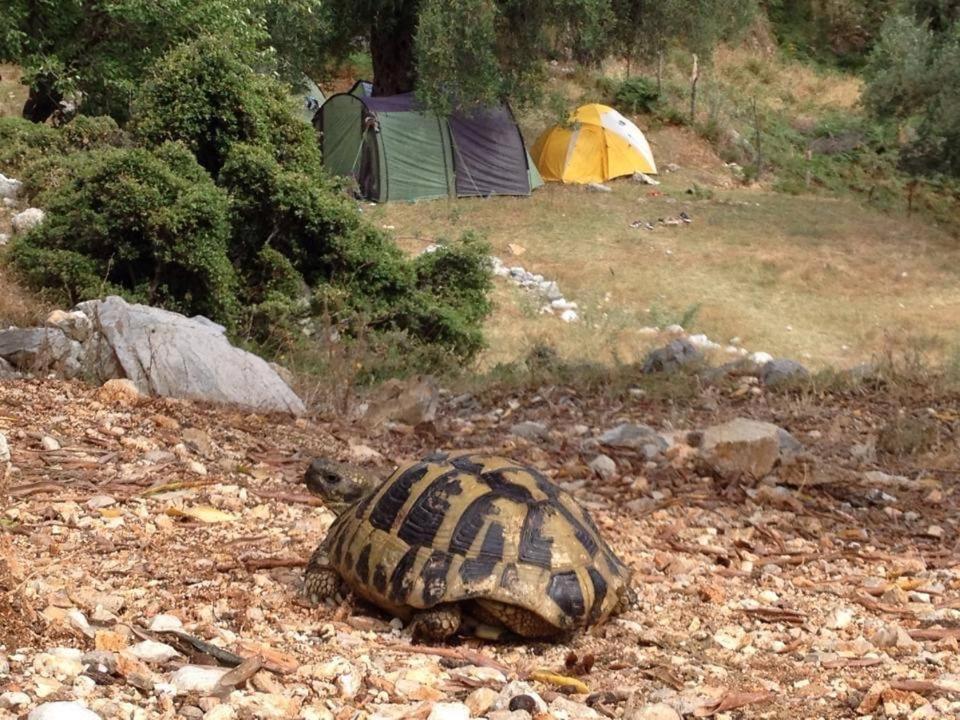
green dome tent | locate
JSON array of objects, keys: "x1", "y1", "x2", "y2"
[{"x1": 314, "y1": 81, "x2": 542, "y2": 202}]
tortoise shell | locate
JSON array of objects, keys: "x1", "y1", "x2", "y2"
[{"x1": 321, "y1": 452, "x2": 632, "y2": 631}]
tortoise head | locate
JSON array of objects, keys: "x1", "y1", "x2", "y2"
[{"x1": 304, "y1": 457, "x2": 378, "y2": 515}]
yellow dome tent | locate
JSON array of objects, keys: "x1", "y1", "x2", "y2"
[{"x1": 531, "y1": 103, "x2": 657, "y2": 184}]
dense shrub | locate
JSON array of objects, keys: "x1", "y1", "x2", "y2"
[
  {"x1": 8, "y1": 143, "x2": 238, "y2": 324},
  {"x1": 131, "y1": 36, "x2": 322, "y2": 176},
  {"x1": 614, "y1": 76, "x2": 661, "y2": 115}
]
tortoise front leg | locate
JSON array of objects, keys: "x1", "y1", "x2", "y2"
[
  {"x1": 302, "y1": 546, "x2": 344, "y2": 606},
  {"x1": 410, "y1": 604, "x2": 462, "y2": 642}
]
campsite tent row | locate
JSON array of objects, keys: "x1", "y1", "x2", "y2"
[
  {"x1": 315, "y1": 80, "x2": 542, "y2": 202},
  {"x1": 313, "y1": 81, "x2": 656, "y2": 202}
]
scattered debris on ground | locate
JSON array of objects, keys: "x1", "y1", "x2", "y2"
[{"x1": 2, "y1": 373, "x2": 959, "y2": 719}]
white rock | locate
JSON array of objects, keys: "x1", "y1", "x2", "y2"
[
  {"x1": 826, "y1": 608, "x2": 854, "y2": 630},
  {"x1": 203, "y1": 706, "x2": 237, "y2": 720},
  {"x1": 45, "y1": 310, "x2": 94, "y2": 343},
  {"x1": 560, "y1": 309, "x2": 579, "y2": 322},
  {"x1": 664, "y1": 324, "x2": 684, "y2": 334},
  {"x1": 629, "y1": 703, "x2": 681, "y2": 720},
  {"x1": 749, "y1": 351, "x2": 774, "y2": 365},
  {"x1": 28, "y1": 702, "x2": 102, "y2": 720},
  {"x1": 713, "y1": 625, "x2": 748, "y2": 650},
  {"x1": 549, "y1": 696, "x2": 601, "y2": 719},
  {"x1": 126, "y1": 640, "x2": 180, "y2": 664},
  {"x1": 147, "y1": 614, "x2": 183, "y2": 632},
  {"x1": 0, "y1": 173, "x2": 22, "y2": 200},
  {"x1": 0, "y1": 232, "x2": 9, "y2": 246},
  {"x1": 465, "y1": 688, "x2": 499, "y2": 717},
  {"x1": 42, "y1": 435, "x2": 61, "y2": 451},
  {"x1": 427, "y1": 703, "x2": 470, "y2": 720},
  {"x1": 67, "y1": 609, "x2": 95, "y2": 638},
  {"x1": 588, "y1": 454, "x2": 617, "y2": 479},
  {"x1": 550, "y1": 299, "x2": 578, "y2": 311},
  {"x1": 11, "y1": 207, "x2": 46, "y2": 235},
  {"x1": 34, "y1": 648, "x2": 84, "y2": 680},
  {"x1": 0, "y1": 431, "x2": 9, "y2": 463},
  {"x1": 168, "y1": 665, "x2": 231, "y2": 695},
  {"x1": 0, "y1": 692, "x2": 31, "y2": 710},
  {"x1": 86, "y1": 495, "x2": 117, "y2": 510},
  {"x1": 687, "y1": 333, "x2": 720, "y2": 349}
]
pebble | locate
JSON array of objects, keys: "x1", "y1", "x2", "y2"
[
  {"x1": 27, "y1": 702, "x2": 102, "y2": 720},
  {"x1": 0, "y1": 692, "x2": 30, "y2": 710},
  {"x1": 126, "y1": 640, "x2": 180, "y2": 664},
  {"x1": 147, "y1": 614, "x2": 183, "y2": 632},
  {"x1": 41, "y1": 435, "x2": 61, "y2": 451},
  {"x1": 510, "y1": 421, "x2": 549, "y2": 440},
  {"x1": 825, "y1": 608, "x2": 854, "y2": 630},
  {"x1": 34, "y1": 648, "x2": 84, "y2": 680},
  {"x1": 465, "y1": 688, "x2": 499, "y2": 717},
  {"x1": 426, "y1": 702, "x2": 470, "y2": 720},
  {"x1": 168, "y1": 665, "x2": 231, "y2": 694},
  {"x1": 549, "y1": 696, "x2": 601, "y2": 719},
  {"x1": 203, "y1": 706, "x2": 236, "y2": 720},
  {"x1": 628, "y1": 703, "x2": 682, "y2": 720},
  {"x1": 588, "y1": 453, "x2": 617, "y2": 479},
  {"x1": 85, "y1": 495, "x2": 117, "y2": 510}
]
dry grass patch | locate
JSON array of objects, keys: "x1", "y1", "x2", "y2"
[
  {"x1": 0, "y1": 64, "x2": 27, "y2": 118},
  {"x1": 0, "y1": 263, "x2": 48, "y2": 328},
  {"x1": 375, "y1": 174, "x2": 960, "y2": 370}
]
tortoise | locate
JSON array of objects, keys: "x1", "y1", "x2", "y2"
[{"x1": 302, "y1": 451, "x2": 634, "y2": 640}]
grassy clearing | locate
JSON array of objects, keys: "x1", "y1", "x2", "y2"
[{"x1": 374, "y1": 162, "x2": 960, "y2": 371}]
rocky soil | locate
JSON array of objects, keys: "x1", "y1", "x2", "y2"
[{"x1": 1, "y1": 374, "x2": 959, "y2": 720}]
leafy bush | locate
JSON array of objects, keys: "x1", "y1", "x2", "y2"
[
  {"x1": 9, "y1": 143, "x2": 238, "y2": 324},
  {"x1": 131, "y1": 36, "x2": 322, "y2": 176},
  {"x1": 615, "y1": 76, "x2": 660, "y2": 115}
]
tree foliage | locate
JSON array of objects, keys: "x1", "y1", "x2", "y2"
[
  {"x1": 864, "y1": 1, "x2": 960, "y2": 176},
  {"x1": 8, "y1": 144, "x2": 238, "y2": 323}
]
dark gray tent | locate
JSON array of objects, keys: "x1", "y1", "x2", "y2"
[{"x1": 314, "y1": 81, "x2": 542, "y2": 202}]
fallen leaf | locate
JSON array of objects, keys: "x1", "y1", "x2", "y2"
[
  {"x1": 530, "y1": 670, "x2": 589, "y2": 694},
  {"x1": 166, "y1": 505, "x2": 237, "y2": 523},
  {"x1": 694, "y1": 690, "x2": 775, "y2": 716}
]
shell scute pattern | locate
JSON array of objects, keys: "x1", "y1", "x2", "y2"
[{"x1": 322, "y1": 452, "x2": 630, "y2": 629}]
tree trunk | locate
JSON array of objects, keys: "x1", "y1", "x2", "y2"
[
  {"x1": 22, "y1": 77, "x2": 62, "y2": 124},
  {"x1": 370, "y1": 2, "x2": 419, "y2": 96},
  {"x1": 689, "y1": 54, "x2": 699, "y2": 123}
]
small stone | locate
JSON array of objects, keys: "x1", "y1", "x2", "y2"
[
  {"x1": 168, "y1": 665, "x2": 231, "y2": 695},
  {"x1": 758, "y1": 590, "x2": 779, "y2": 604},
  {"x1": 588, "y1": 453, "x2": 617, "y2": 479},
  {"x1": 126, "y1": 640, "x2": 180, "y2": 664},
  {"x1": 713, "y1": 625, "x2": 748, "y2": 651},
  {"x1": 0, "y1": 692, "x2": 30, "y2": 710},
  {"x1": 96, "y1": 379, "x2": 144, "y2": 406},
  {"x1": 427, "y1": 702, "x2": 470, "y2": 720},
  {"x1": 627, "y1": 703, "x2": 682, "y2": 720},
  {"x1": 926, "y1": 525, "x2": 944, "y2": 539},
  {"x1": 700, "y1": 418, "x2": 782, "y2": 478},
  {"x1": 34, "y1": 648, "x2": 84, "y2": 680},
  {"x1": 508, "y1": 696, "x2": 539, "y2": 714},
  {"x1": 28, "y1": 702, "x2": 102, "y2": 720},
  {"x1": 465, "y1": 688, "x2": 499, "y2": 717},
  {"x1": 41, "y1": 435, "x2": 61, "y2": 451},
  {"x1": 760, "y1": 359, "x2": 809, "y2": 387},
  {"x1": 599, "y1": 423, "x2": 663, "y2": 450},
  {"x1": 147, "y1": 614, "x2": 183, "y2": 632},
  {"x1": 587, "y1": 182, "x2": 612, "y2": 192},
  {"x1": 510, "y1": 421, "x2": 549, "y2": 440},
  {"x1": 203, "y1": 707, "x2": 236, "y2": 720},
  {"x1": 86, "y1": 495, "x2": 117, "y2": 510},
  {"x1": 642, "y1": 339, "x2": 702, "y2": 374},
  {"x1": 549, "y1": 696, "x2": 601, "y2": 719},
  {"x1": 825, "y1": 608, "x2": 854, "y2": 630}
]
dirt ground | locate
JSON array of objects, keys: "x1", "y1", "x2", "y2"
[{"x1": 1, "y1": 374, "x2": 959, "y2": 720}]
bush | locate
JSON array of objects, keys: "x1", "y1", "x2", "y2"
[
  {"x1": 614, "y1": 76, "x2": 660, "y2": 115},
  {"x1": 9, "y1": 143, "x2": 238, "y2": 325},
  {"x1": 131, "y1": 36, "x2": 322, "y2": 177}
]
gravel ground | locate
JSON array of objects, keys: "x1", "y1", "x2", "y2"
[{"x1": 1, "y1": 376, "x2": 959, "y2": 720}]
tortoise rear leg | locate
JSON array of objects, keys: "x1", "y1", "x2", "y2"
[
  {"x1": 302, "y1": 546, "x2": 343, "y2": 606},
  {"x1": 473, "y1": 600, "x2": 561, "y2": 639},
  {"x1": 410, "y1": 604, "x2": 462, "y2": 642}
]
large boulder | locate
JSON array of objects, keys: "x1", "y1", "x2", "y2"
[
  {"x1": 700, "y1": 418, "x2": 782, "y2": 478},
  {"x1": 642, "y1": 338, "x2": 703, "y2": 374},
  {"x1": 0, "y1": 327, "x2": 81, "y2": 376},
  {"x1": 75, "y1": 296, "x2": 305, "y2": 416}
]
